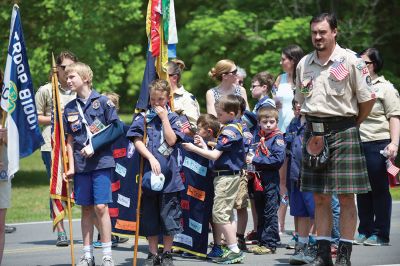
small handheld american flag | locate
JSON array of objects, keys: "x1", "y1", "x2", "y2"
[{"x1": 386, "y1": 159, "x2": 400, "y2": 187}]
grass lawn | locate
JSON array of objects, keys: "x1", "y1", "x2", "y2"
[{"x1": 5, "y1": 115, "x2": 400, "y2": 223}]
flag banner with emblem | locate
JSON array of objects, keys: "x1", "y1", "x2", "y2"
[
  {"x1": 329, "y1": 62, "x2": 349, "y2": 81},
  {"x1": 1, "y1": 4, "x2": 44, "y2": 178}
]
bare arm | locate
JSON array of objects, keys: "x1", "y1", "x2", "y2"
[
  {"x1": 182, "y1": 142, "x2": 223, "y2": 161},
  {"x1": 133, "y1": 137, "x2": 161, "y2": 175},
  {"x1": 38, "y1": 114, "x2": 51, "y2": 126},
  {"x1": 206, "y1": 90, "x2": 217, "y2": 117},
  {"x1": 386, "y1": 116, "x2": 399, "y2": 158},
  {"x1": 65, "y1": 134, "x2": 75, "y2": 178},
  {"x1": 154, "y1": 106, "x2": 177, "y2": 146},
  {"x1": 356, "y1": 99, "x2": 375, "y2": 125}
]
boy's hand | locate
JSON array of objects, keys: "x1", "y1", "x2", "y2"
[
  {"x1": 194, "y1": 135, "x2": 207, "y2": 149},
  {"x1": 80, "y1": 145, "x2": 94, "y2": 158},
  {"x1": 63, "y1": 169, "x2": 74, "y2": 182},
  {"x1": 154, "y1": 106, "x2": 168, "y2": 121},
  {"x1": 182, "y1": 142, "x2": 196, "y2": 152},
  {"x1": 149, "y1": 157, "x2": 161, "y2": 175}
]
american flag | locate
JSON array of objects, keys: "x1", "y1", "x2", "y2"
[
  {"x1": 387, "y1": 159, "x2": 400, "y2": 187},
  {"x1": 330, "y1": 62, "x2": 349, "y2": 81},
  {"x1": 181, "y1": 120, "x2": 191, "y2": 132}
]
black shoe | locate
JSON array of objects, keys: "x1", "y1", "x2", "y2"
[
  {"x1": 5, "y1": 225, "x2": 16, "y2": 234},
  {"x1": 334, "y1": 241, "x2": 352, "y2": 266},
  {"x1": 305, "y1": 240, "x2": 333, "y2": 266},
  {"x1": 161, "y1": 252, "x2": 174, "y2": 266},
  {"x1": 143, "y1": 253, "x2": 161, "y2": 266},
  {"x1": 237, "y1": 237, "x2": 248, "y2": 252}
]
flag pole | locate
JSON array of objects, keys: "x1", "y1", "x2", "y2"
[
  {"x1": 133, "y1": 119, "x2": 146, "y2": 266},
  {"x1": 51, "y1": 53, "x2": 75, "y2": 266}
]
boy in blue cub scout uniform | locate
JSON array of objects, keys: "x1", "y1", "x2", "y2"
[
  {"x1": 126, "y1": 79, "x2": 185, "y2": 266},
  {"x1": 287, "y1": 116, "x2": 317, "y2": 265},
  {"x1": 182, "y1": 95, "x2": 246, "y2": 264},
  {"x1": 63, "y1": 62, "x2": 120, "y2": 266},
  {"x1": 246, "y1": 107, "x2": 286, "y2": 255}
]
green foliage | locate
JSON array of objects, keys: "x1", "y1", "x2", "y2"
[{"x1": 0, "y1": 0, "x2": 399, "y2": 112}]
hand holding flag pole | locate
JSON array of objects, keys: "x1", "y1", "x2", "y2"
[{"x1": 51, "y1": 54, "x2": 75, "y2": 266}]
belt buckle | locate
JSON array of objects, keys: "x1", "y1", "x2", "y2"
[{"x1": 311, "y1": 122, "x2": 324, "y2": 133}]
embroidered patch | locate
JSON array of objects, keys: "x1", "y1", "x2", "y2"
[
  {"x1": 67, "y1": 115, "x2": 79, "y2": 122},
  {"x1": 356, "y1": 63, "x2": 364, "y2": 70},
  {"x1": 127, "y1": 142, "x2": 135, "y2": 158},
  {"x1": 89, "y1": 118, "x2": 106, "y2": 134},
  {"x1": 92, "y1": 99, "x2": 100, "y2": 109},
  {"x1": 221, "y1": 137, "x2": 228, "y2": 144},
  {"x1": 276, "y1": 139, "x2": 285, "y2": 146},
  {"x1": 366, "y1": 75, "x2": 372, "y2": 86},
  {"x1": 70, "y1": 120, "x2": 81, "y2": 132},
  {"x1": 301, "y1": 77, "x2": 313, "y2": 94},
  {"x1": 222, "y1": 129, "x2": 236, "y2": 139}
]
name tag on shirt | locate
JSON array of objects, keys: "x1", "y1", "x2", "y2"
[
  {"x1": 158, "y1": 141, "x2": 173, "y2": 157},
  {"x1": 115, "y1": 163, "x2": 127, "y2": 177}
]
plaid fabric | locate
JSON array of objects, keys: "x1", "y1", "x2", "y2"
[{"x1": 301, "y1": 126, "x2": 371, "y2": 194}]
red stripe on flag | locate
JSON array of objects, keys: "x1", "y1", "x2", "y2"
[
  {"x1": 111, "y1": 180, "x2": 121, "y2": 192},
  {"x1": 330, "y1": 63, "x2": 349, "y2": 81}
]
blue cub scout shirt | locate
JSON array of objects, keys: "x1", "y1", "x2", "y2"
[
  {"x1": 289, "y1": 122, "x2": 306, "y2": 182},
  {"x1": 63, "y1": 90, "x2": 119, "y2": 173},
  {"x1": 252, "y1": 130, "x2": 286, "y2": 184},
  {"x1": 126, "y1": 111, "x2": 185, "y2": 193},
  {"x1": 214, "y1": 119, "x2": 245, "y2": 171}
]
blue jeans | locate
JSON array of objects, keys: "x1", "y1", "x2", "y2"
[
  {"x1": 357, "y1": 140, "x2": 391, "y2": 242},
  {"x1": 41, "y1": 151, "x2": 52, "y2": 219},
  {"x1": 331, "y1": 194, "x2": 340, "y2": 245}
]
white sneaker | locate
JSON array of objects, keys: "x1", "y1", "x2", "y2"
[
  {"x1": 76, "y1": 255, "x2": 95, "y2": 266},
  {"x1": 101, "y1": 255, "x2": 115, "y2": 266}
]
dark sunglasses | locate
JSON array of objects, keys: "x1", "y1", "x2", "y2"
[
  {"x1": 364, "y1": 61, "x2": 373, "y2": 65},
  {"x1": 225, "y1": 69, "x2": 237, "y2": 75}
]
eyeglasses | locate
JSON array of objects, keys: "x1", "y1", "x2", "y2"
[
  {"x1": 364, "y1": 61, "x2": 373, "y2": 65},
  {"x1": 58, "y1": 65, "x2": 67, "y2": 70},
  {"x1": 250, "y1": 84, "x2": 261, "y2": 91},
  {"x1": 225, "y1": 69, "x2": 237, "y2": 75}
]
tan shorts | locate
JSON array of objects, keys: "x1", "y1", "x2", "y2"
[
  {"x1": 212, "y1": 174, "x2": 240, "y2": 224},
  {"x1": 234, "y1": 173, "x2": 249, "y2": 209},
  {"x1": 0, "y1": 180, "x2": 11, "y2": 209}
]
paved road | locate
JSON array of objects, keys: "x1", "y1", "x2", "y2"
[{"x1": 4, "y1": 202, "x2": 400, "y2": 266}]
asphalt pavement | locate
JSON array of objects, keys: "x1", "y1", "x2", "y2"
[{"x1": 3, "y1": 202, "x2": 400, "y2": 266}]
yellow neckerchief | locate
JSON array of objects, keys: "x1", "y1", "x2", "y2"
[{"x1": 217, "y1": 122, "x2": 243, "y2": 139}]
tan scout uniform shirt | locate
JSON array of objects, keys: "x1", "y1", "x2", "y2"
[
  {"x1": 173, "y1": 86, "x2": 200, "y2": 128},
  {"x1": 295, "y1": 44, "x2": 374, "y2": 118},
  {"x1": 35, "y1": 83, "x2": 76, "y2": 151},
  {"x1": 359, "y1": 76, "x2": 400, "y2": 142}
]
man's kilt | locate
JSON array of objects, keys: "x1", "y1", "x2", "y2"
[{"x1": 301, "y1": 126, "x2": 371, "y2": 194}]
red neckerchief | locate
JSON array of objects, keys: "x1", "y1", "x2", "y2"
[{"x1": 256, "y1": 129, "x2": 281, "y2": 156}]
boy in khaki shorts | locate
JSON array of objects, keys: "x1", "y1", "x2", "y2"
[{"x1": 183, "y1": 95, "x2": 245, "y2": 264}]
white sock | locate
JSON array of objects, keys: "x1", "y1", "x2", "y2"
[
  {"x1": 102, "y1": 241, "x2": 112, "y2": 257},
  {"x1": 340, "y1": 238, "x2": 353, "y2": 243},
  {"x1": 83, "y1": 245, "x2": 93, "y2": 259},
  {"x1": 228, "y1": 243, "x2": 240, "y2": 253},
  {"x1": 298, "y1": 236, "x2": 309, "y2": 244}
]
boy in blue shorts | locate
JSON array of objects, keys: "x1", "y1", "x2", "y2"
[
  {"x1": 183, "y1": 95, "x2": 246, "y2": 264},
  {"x1": 246, "y1": 107, "x2": 286, "y2": 255},
  {"x1": 127, "y1": 79, "x2": 185, "y2": 266},
  {"x1": 63, "y1": 62, "x2": 120, "y2": 266}
]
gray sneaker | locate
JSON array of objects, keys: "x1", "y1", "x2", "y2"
[
  {"x1": 289, "y1": 242, "x2": 307, "y2": 265},
  {"x1": 353, "y1": 233, "x2": 367, "y2": 245},
  {"x1": 303, "y1": 243, "x2": 317, "y2": 263},
  {"x1": 56, "y1": 233, "x2": 69, "y2": 247},
  {"x1": 101, "y1": 255, "x2": 115, "y2": 266},
  {"x1": 76, "y1": 255, "x2": 95, "y2": 266}
]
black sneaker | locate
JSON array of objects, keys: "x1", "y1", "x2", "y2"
[
  {"x1": 56, "y1": 232, "x2": 69, "y2": 247},
  {"x1": 161, "y1": 252, "x2": 174, "y2": 266},
  {"x1": 143, "y1": 253, "x2": 161, "y2": 266},
  {"x1": 5, "y1": 225, "x2": 16, "y2": 234}
]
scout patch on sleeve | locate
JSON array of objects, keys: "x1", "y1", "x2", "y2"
[
  {"x1": 70, "y1": 120, "x2": 81, "y2": 132},
  {"x1": 92, "y1": 99, "x2": 100, "y2": 109},
  {"x1": 67, "y1": 114, "x2": 79, "y2": 122},
  {"x1": 221, "y1": 136, "x2": 228, "y2": 144},
  {"x1": 222, "y1": 129, "x2": 236, "y2": 139},
  {"x1": 366, "y1": 75, "x2": 372, "y2": 86},
  {"x1": 276, "y1": 138, "x2": 285, "y2": 146}
]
